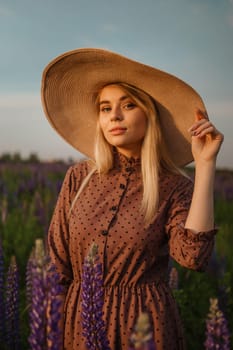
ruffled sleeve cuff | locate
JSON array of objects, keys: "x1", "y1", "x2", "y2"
[
  {"x1": 178, "y1": 225, "x2": 218, "y2": 243},
  {"x1": 169, "y1": 224, "x2": 218, "y2": 271}
]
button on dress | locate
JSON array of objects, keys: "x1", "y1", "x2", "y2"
[{"x1": 48, "y1": 152, "x2": 217, "y2": 350}]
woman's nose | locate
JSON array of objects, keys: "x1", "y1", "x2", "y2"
[{"x1": 110, "y1": 107, "x2": 123, "y2": 121}]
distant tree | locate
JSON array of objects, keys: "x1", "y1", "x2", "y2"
[
  {"x1": 27, "y1": 153, "x2": 40, "y2": 163},
  {"x1": 0, "y1": 153, "x2": 12, "y2": 162},
  {"x1": 12, "y1": 152, "x2": 22, "y2": 163}
]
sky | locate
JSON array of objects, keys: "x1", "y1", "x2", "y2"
[{"x1": 0, "y1": 0, "x2": 232, "y2": 168}]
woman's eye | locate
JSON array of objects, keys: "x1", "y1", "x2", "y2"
[
  {"x1": 124, "y1": 102, "x2": 136, "y2": 110},
  {"x1": 100, "y1": 106, "x2": 111, "y2": 113}
]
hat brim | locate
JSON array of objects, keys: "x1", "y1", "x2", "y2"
[{"x1": 41, "y1": 48, "x2": 207, "y2": 166}]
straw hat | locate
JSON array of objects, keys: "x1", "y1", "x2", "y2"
[{"x1": 41, "y1": 48, "x2": 207, "y2": 166}]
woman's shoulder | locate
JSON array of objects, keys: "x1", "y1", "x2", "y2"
[
  {"x1": 69, "y1": 158, "x2": 94, "y2": 174},
  {"x1": 159, "y1": 171, "x2": 194, "y2": 204},
  {"x1": 160, "y1": 170, "x2": 193, "y2": 189},
  {"x1": 64, "y1": 159, "x2": 95, "y2": 183},
  {"x1": 61, "y1": 159, "x2": 96, "y2": 195}
]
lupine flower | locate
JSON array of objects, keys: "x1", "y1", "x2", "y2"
[
  {"x1": 81, "y1": 243, "x2": 111, "y2": 350},
  {"x1": 26, "y1": 251, "x2": 34, "y2": 307},
  {"x1": 28, "y1": 239, "x2": 64, "y2": 350},
  {"x1": 0, "y1": 236, "x2": 5, "y2": 343},
  {"x1": 5, "y1": 255, "x2": 20, "y2": 349},
  {"x1": 204, "y1": 297, "x2": 231, "y2": 349},
  {"x1": 46, "y1": 264, "x2": 63, "y2": 350},
  {"x1": 129, "y1": 312, "x2": 156, "y2": 350},
  {"x1": 168, "y1": 267, "x2": 179, "y2": 290},
  {"x1": 28, "y1": 239, "x2": 49, "y2": 350}
]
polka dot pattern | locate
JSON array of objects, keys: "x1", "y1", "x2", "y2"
[{"x1": 48, "y1": 152, "x2": 217, "y2": 350}]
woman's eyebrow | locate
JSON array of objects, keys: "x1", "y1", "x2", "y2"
[{"x1": 99, "y1": 95, "x2": 129, "y2": 106}]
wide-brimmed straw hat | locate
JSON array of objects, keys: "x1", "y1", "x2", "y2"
[{"x1": 41, "y1": 48, "x2": 207, "y2": 166}]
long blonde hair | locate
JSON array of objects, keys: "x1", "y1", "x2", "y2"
[{"x1": 70, "y1": 82, "x2": 183, "y2": 225}]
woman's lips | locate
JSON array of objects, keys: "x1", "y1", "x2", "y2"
[{"x1": 109, "y1": 127, "x2": 127, "y2": 135}]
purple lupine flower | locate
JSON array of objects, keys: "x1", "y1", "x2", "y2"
[
  {"x1": 46, "y1": 264, "x2": 63, "y2": 350},
  {"x1": 26, "y1": 251, "x2": 34, "y2": 306},
  {"x1": 5, "y1": 255, "x2": 20, "y2": 349},
  {"x1": 204, "y1": 298, "x2": 231, "y2": 350},
  {"x1": 129, "y1": 312, "x2": 157, "y2": 350},
  {"x1": 81, "y1": 243, "x2": 111, "y2": 350},
  {"x1": 28, "y1": 239, "x2": 63, "y2": 350},
  {"x1": 0, "y1": 236, "x2": 6, "y2": 343},
  {"x1": 168, "y1": 267, "x2": 179, "y2": 290},
  {"x1": 28, "y1": 239, "x2": 49, "y2": 350}
]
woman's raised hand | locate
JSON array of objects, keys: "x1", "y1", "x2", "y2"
[{"x1": 188, "y1": 109, "x2": 224, "y2": 164}]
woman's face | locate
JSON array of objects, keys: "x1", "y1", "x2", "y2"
[{"x1": 98, "y1": 85, "x2": 147, "y2": 158}]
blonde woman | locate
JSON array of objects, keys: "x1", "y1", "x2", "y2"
[{"x1": 41, "y1": 48, "x2": 223, "y2": 350}]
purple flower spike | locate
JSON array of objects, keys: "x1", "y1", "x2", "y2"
[
  {"x1": 46, "y1": 264, "x2": 63, "y2": 350},
  {"x1": 28, "y1": 239, "x2": 48, "y2": 350},
  {"x1": 26, "y1": 251, "x2": 34, "y2": 307},
  {"x1": 129, "y1": 313, "x2": 157, "y2": 350},
  {"x1": 0, "y1": 237, "x2": 6, "y2": 343},
  {"x1": 5, "y1": 255, "x2": 20, "y2": 349},
  {"x1": 204, "y1": 297, "x2": 231, "y2": 350},
  {"x1": 81, "y1": 243, "x2": 111, "y2": 350},
  {"x1": 28, "y1": 239, "x2": 64, "y2": 350}
]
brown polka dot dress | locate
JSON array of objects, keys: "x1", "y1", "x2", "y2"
[{"x1": 48, "y1": 152, "x2": 216, "y2": 350}]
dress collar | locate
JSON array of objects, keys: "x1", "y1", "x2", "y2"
[{"x1": 113, "y1": 150, "x2": 141, "y2": 171}]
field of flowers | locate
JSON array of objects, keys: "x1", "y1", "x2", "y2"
[{"x1": 0, "y1": 158, "x2": 232, "y2": 349}]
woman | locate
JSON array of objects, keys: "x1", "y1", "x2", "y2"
[{"x1": 41, "y1": 48, "x2": 223, "y2": 349}]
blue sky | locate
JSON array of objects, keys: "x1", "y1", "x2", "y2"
[{"x1": 0, "y1": 0, "x2": 232, "y2": 168}]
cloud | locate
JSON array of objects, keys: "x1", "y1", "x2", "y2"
[{"x1": 0, "y1": 93, "x2": 41, "y2": 109}]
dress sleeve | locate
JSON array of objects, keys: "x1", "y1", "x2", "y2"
[
  {"x1": 165, "y1": 176, "x2": 217, "y2": 271},
  {"x1": 47, "y1": 166, "x2": 76, "y2": 291}
]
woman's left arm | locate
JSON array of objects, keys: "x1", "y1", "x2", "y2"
[{"x1": 185, "y1": 110, "x2": 224, "y2": 231}]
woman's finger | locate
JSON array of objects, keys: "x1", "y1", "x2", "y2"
[
  {"x1": 191, "y1": 121, "x2": 212, "y2": 134},
  {"x1": 194, "y1": 126, "x2": 215, "y2": 138},
  {"x1": 196, "y1": 109, "x2": 209, "y2": 121},
  {"x1": 188, "y1": 109, "x2": 213, "y2": 140}
]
